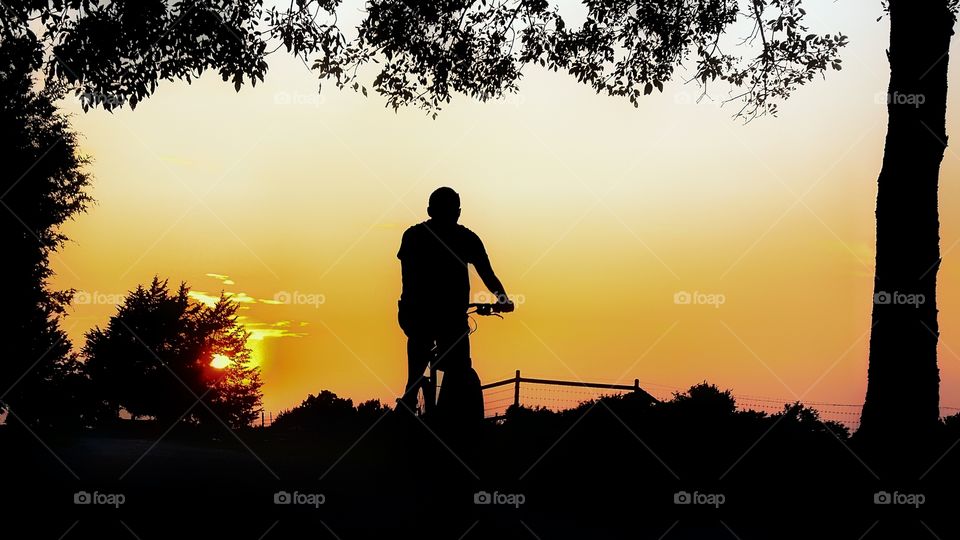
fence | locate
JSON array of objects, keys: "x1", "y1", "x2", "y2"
[
  {"x1": 481, "y1": 370, "x2": 657, "y2": 420},
  {"x1": 250, "y1": 374, "x2": 960, "y2": 430},
  {"x1": 480, "y1": 371, "x2": 960, "y2": 430},
  {"x1": 257, "y1": 410, "x2": 276, "y2": 428}
]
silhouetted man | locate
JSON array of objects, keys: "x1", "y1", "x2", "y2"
[{"x1": 397, "y1": 187, "x2": 513, "y2": 421}]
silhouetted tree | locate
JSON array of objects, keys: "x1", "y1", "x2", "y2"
[
  {"x1": 271, "y1": 390, "x2": 387, "y2": 431},
  {"x1": 0, "y1": 35, "x2": 92, "y2": 428},
  {"x1": 356, "y1": 397, "x2": 389, "y2": 423},
  {"x1": 1, "y1": 1, "x2": 843, "y2": 115},
  {"x1": 194, "y1": 292, "x2": 265, "y2": 428},
  {"x1": 314, "y1": 1, "x2": 845, "y2": 117},
  {"x1": 84, "y1": 277, "x2": 262, "y2": 429},
  {"x1": 0, "y1": 1, "x2": 354, "y2": 110},
  {"x1": 771, "y1": 402, "x2": 850, "y2": 439},
  {"x1": 859, "y1": 1, "x2": 956, "y2": 444},
  {"x1": 664, "y1": 382, "x2": 737, "y2": 418}
]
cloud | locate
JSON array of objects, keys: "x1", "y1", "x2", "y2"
[
  {"x1": 188, "y1": 290, "x2": 257, "y2": 307},
  {"x1": 229, "y1": 292, "x2": 257, "y2": 303},
  {"x1": 242, "y1": 319, "x2": 307, "y2": 340},
  {"x1": 205, "y1": 273, "x2": 235, "y2": 285},
  {"x1": 188, "y1": 291, "x2": 220, "y2": 307},
  {"x1": 190, "y1": 276, "x2": 309, "y2": 347}
]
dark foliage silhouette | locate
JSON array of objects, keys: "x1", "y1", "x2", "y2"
[
  {"x1": 318, "y1": 0, "x2": 845, "y2": 118},
  {"x1": 0, "y1": 1, "x2": 344, "y2": 110},
  {"x1": 3, "y1": 1, "x2": 844, "y2": 117},
  {"x1": 0, "y1": 35, "x2": 92, "y2": 429},
  {"x1": 84, "y1": 277, "x2": 263, "y2": 428},
  {"x1": 271, "y1": 390, "x2": 387, "y2": 432},
  {"x1": 5, "y1": 381, "x2": 960, "y2": 538}
]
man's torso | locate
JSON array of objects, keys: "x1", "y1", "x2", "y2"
[{"x1": 398, "y1": 221, "x2": 484, "y2": 314}]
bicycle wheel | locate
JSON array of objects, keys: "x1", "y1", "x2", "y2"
[{"x1": 417, "y1": 366, "x2": 438, "y2": 417}]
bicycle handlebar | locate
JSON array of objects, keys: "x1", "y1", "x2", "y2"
[{"x1": 467, "y1": 302, "x2": 510, "y2": 316}]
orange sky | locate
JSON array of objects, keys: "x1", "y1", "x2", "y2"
[{"x1": 51, "y1": 1, "x2": 960, "y2": 421}]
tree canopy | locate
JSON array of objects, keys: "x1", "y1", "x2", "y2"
[
  {"x1": 84, "y1": 277, "x2": 263, "y2": 428},
  {"x1": 271, "y1": 390, "x2": 387, "y2": 431},
  {"x1": 0, "y1": 34, "x2": 92, "y2": 427},
  {"x1": 326, "y1": 0, "x2": 846, "y2": 118},
  {"x1": 2, "y1": 0, "x2": 845, "y2": 119}
]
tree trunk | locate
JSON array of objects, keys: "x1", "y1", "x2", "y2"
[{"x1": 859, "y1": 0, "x2": 954, "y2": 444}]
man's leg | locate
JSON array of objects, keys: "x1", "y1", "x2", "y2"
[
  {"x1": 435, "y1": 317, "x2": 482, "y2": 422},
  {"x1": 398, "y1": 306, "x2": 433, "y2": 413},
  {"x1": 433, "y1": 315, "x2": 471, "y2": 373},
  {"x1": 400, "y1": 335, "x2": 432, "y2": 413}
]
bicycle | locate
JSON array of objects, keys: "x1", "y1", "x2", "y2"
[{"x1": 415, "y1": 302, "x2": 511, "y2": 417}]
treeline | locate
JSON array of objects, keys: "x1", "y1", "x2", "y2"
[
  {"x1": 270, "y1": 390, "x2": 388, "y2": 432},
  {"x1": 3, "y1": 277, "x2": 263, "y2": 431}
]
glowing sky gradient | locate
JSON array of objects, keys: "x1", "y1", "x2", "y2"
[{"x1": 51, "y1": 1, "x2": 960, "y2": 419}]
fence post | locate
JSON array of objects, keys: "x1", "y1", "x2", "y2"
[
  {"x1": 514, "y1": 370, "x2": 521, "y2": 409},
  {"x1": 261, "y1": 410, "x2": 265, "y2": 428},
  {"x1": 634, "y1": 379, "x2": 639, "y2": 392}
]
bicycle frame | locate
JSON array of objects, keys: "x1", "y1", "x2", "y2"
[{"x1": 415, "y1": 303, "x2": 507, "y2": 416}]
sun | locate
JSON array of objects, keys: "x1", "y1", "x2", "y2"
[{"x1": 210, "y1": 354, "x2": 233, "y2": 369}]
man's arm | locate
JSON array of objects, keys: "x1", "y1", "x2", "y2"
[
  {"x1": 469, "y1": 230, "x2": 514, "y2": 311},
  {"x1": 473, "y1": 247, "x2": 514, "y2": 312},
  {"x1": 397, "y1": 226, "x2": 417, "y2": 301}
]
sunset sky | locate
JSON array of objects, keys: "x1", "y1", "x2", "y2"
[{"x1": 50, "y1": 1, "x2": 960, "y2": 421}]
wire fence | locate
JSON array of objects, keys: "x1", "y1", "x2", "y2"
[
  {"x1": 256, "y1": 410, "x2": 276, "y2": 428},
  {"x1": 481, "y1": 371, "x2": 652, "y2": 420},
  {"x1": 481, "y1": 371, "x2": 960, "y2": 431},
  {"x1": 247, "y1": 374, "x2": 960, "y2": 431}
]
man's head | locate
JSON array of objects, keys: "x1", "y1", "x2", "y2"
[{"x1": 427, "y1": 187, "x2": 461, "y2": 224}]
